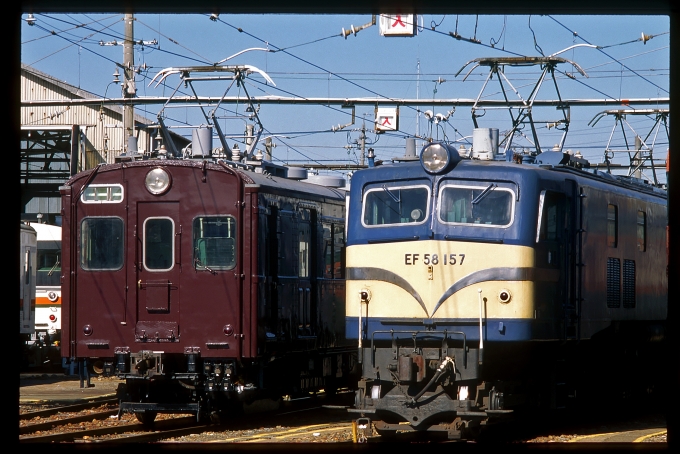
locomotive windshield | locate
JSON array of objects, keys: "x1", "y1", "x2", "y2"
[
  {"x1": 438, "y1": 184, "x2": 514, "y2": 227},
  {"x1": 193, "y1": 216, "x2": 236, "y2": 270},
  {"x1": 362, "y1": 185, "x2": 429, "y2": 227}
]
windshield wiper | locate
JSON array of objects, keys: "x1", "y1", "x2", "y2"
[
  {"x1": 382, "y1": 185, "x2": 401, "y2": 203},
  {"x1": 48, "y1": 258, "x2": 60, "y2": 276},
  {"x1": 194, "y1": 257, "x2": 216, "y2": 274},
  {"x1": 472, "y1": 183, "x2": 497, "y2": 204}
]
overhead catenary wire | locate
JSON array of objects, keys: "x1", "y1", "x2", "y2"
[{"x1": 21, "y1": 13, "x2": 668, "y2": 174}]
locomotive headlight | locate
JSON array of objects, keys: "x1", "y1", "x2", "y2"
[
  {"x1": 420, "y1": 142, "x2": 461, "y2": 174},
  {"x1": 498, "y1": 289, "x2": 512, "y2": 304},
  {"x1": 47, "y1": 291, "x2": 58, "y2": 302},
  {"x1": 83, "y1": 324, "x2": 93, "y2": 336},
  {"x1": 145, "y1": 167, "x2": 172, "y2": 195}
]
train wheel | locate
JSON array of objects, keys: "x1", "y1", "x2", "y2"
[{"x1": 135, "y1": 411, "x2": 157, "y2": 426}]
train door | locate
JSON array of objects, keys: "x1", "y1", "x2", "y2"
[
  {"x1": 135, "y1": 201, "x2": 181, "y2": 342},
  {"x1": 266, "y1": 205, "x2": 279, "y2": 336},
  {"x1": 297, "y1": 207, "x2": 317, "y2": 338},
  {"x1": 537, "y1": 188, "x2": 576, "y2": 339}
]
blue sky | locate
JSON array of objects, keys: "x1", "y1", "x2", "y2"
[{"x1": 21, "y1": 13, "x2": 669, "y2": 182}]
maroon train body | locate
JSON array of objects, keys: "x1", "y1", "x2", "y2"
[{"x1": 60, "y1": 158, "x2": 355, "y2": 422}]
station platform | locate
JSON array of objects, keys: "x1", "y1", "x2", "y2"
[{"x1": 19, "y1": 374, "x2": 122, "y2": 403}]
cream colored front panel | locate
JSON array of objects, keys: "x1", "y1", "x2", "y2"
[{"x1": 347, "y1": 240, "x2": 540, "y2": 320}]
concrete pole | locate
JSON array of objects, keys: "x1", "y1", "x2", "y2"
[{"x1": 123, "y1": 14, "x2": 136, "y2": 153}]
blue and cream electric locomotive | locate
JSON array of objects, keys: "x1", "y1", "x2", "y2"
[{"x1": 346, "y1": 130, "x2": 667, "y2": 439}]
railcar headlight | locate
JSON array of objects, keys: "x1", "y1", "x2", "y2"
[
  {"x1": 420, "y1": 142, "x2": 461, "y2": 174},
  {"x1": 498, "y1": 289, "x2": 512, "y2": 304},
  {"x1": 145, "y1": 167, "x2": 172, "y2": 195}
]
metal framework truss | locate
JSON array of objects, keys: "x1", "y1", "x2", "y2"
[
  {"x1": 151, "y1": 65, "x2": 275, "y2": 160},
  {"x1": 588, "y1": 109, "x2": 669, "y2": 185},
  {"x1": 456, "y1": 56, "x2": 586, "y2": 155}
]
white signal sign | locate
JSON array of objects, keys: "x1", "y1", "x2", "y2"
[
  {"x1": 379, "y1": 14, "x2": 417, "y2": 37},
  {"x1": 375, "y1": 107, "x2": 398, "y2": 132}
]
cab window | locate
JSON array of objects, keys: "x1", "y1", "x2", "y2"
[
  {"x1": 362, "y1": 185, "x2": 429, "y2": 227},
  {"x1": 439, "y1": 184, "x2": 514, "y2": 227},
  {"x1": 193, "y1": 216, "x2": 236, "y2": 271}
]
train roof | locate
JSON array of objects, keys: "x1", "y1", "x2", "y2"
[
  {"x1": 351, "y1": 156, "x2": 667, "y2": 201},
  {"x1": 63, "y1": 159, "x2": 347, "y2": 204},
  {"x1": 26, "y1": 223, "x2": 61, "y2": 251}
]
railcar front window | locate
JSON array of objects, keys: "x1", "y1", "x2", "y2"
[
  {"x1": 37, "y1": 247, "x2": 61, "y2": 286},
  {"x1": 362, "y1": 185, "x2": 429, "y2": 226},
  {"x1": 80, "y1": 217, "x2": 124, "y2": 270},
  {"x1": 193, "y1": 216, "x2": 236, "y2": 271},
  {"x1": 439, "y1": 185, "x2": 514, "y2": 226},
  {"x1": 144, "y1": 217, "x2": 174, "y2": 271}
]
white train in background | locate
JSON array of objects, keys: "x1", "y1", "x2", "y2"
[
  {"x1": 28, "y1": 223, "x2": 62, "y2": 367},
  {"x1": 20, "y1": 223, "x2": 37, "y2": 368}
]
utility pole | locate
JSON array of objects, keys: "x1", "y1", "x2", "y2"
[
  {"x1": 100, "y1": 15, "x2": 155, "y2": 158},
  {"x1": 123, "y1": 13, "x2": 136, "y2": 154}
]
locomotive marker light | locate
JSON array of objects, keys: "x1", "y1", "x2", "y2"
[
  {"x1": 420, "y1": 142, "x2": 462, "y2": 174},
  {"x1": 83, "y1": 324, "x2": 93, "y2": 336},
  {"x1": 498, "y1": 289, "x2": 512, "y2": 304},
  {"x1": 358, "y1": 289, "x2": 371, "y2": 364},
  {"x1": 144, "y1": 167, "x2": 172, "y2": 195}
]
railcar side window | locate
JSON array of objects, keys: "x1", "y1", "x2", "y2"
[
  {"x1": 193, "y1": 216, "x2": 236, "y2": 270},
  {"x1": 362, "y1": 185, "x2": 429, "y2": 226},
  {"x1": 299, "y1": 222, "x2": 310, "y2": 278},
  {"x1": 439, "y1": 184, "x2": 514, "y2": 227},
  {"x1": 607, "y1": 204, "x2": 618, "y2": 248},
  {"x1": 536, "y1": 191, "x2": 568, "y2": 241},
  {"x1": 80, "y1": 217, "x2": 124, "y2": 270},
  {"x1": 322, "y1": 222, "x2": 345, "y2": 279},
  {"x1": 637, "y1": 211, "x2": 646, "y2": 252}
]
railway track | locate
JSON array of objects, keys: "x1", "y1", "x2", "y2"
[
  {"x1": 19, "y1": 397, "x2": 118, "y2": 421},
  {"x1": 20, "y1": 415, "x2": 202, "y2": 443},
  {"x1": 18, "y1": 389, "x2": 360, "y2": 443}
]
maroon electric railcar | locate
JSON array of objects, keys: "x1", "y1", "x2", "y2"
[{"x1": 60, "y1": 159, "x2": 354, "y2": 422}]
